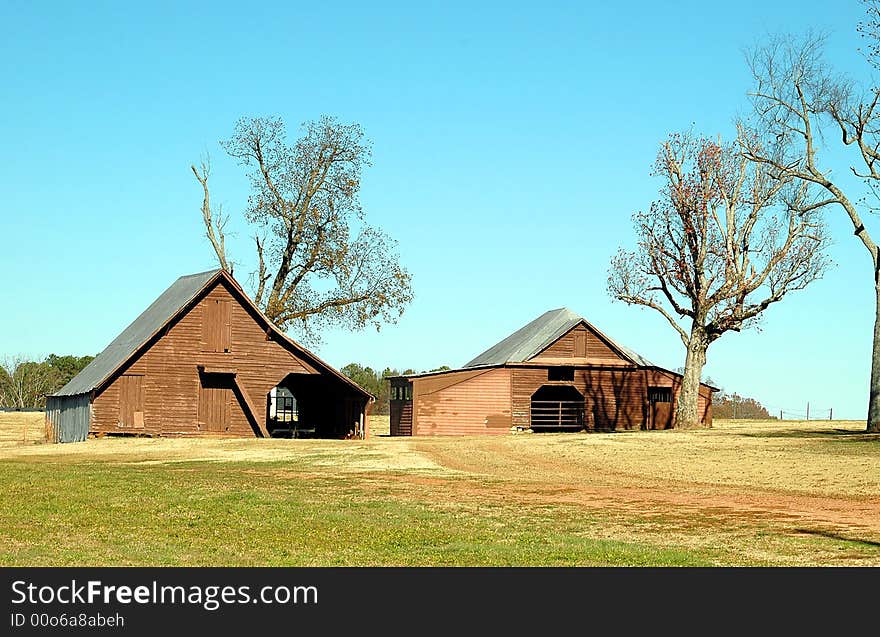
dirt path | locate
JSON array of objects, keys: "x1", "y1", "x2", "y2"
[{"x1": 406, "y1": 429, "x2": 880, "y2": 545}]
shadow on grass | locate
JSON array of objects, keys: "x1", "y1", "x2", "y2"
[{"x1": 794, "y1": 528, "x2": 880, "y2": 548}]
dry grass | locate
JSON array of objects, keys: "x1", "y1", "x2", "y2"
[
  {"x1": 0, "y1": 412, "x2": 46, "y2": 446},
  {"x1": 1, "y1": 412, "x2": 879, "y2": 565}
]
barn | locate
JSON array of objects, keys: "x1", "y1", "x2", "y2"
[
  {"x1": 388, "y1": 308, "x2": 716, "y2": 436},
  {"x1": 45, "y1": 269, "x2": 372, "y2": 443}
]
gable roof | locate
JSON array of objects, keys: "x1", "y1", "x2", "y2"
[
  {"x1": 463, "y1": 307, "x2": 655, "y2": 368},
  {"x1": 53, "y1": 269, "x2": 222, "y2": 396},
  {"x1": 52, "y1": 269, "x2": 372, "y2": 400}
]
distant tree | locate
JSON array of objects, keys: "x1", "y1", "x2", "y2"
[
  {"x1": 192, "y1": 115, "x2": 413, "y2": 345},
  {"x1": 608, "y1": 132, "x2": 830, "y2": 428},
  {"x1": 340, "y1": 363, "x2": 392, "y2": 414},
  {"x1": 45, "y1": 354, "x2": 94, "y2": 388},
  {"x1": 741, "y1": 27, "x2": 880, "y2": 432},
  {"x1": 428, "y1": 365, "x2": 451, "y2": 372},
  {"x1": 713, "y1": 393, "x2": 774, "y2": 420},
  {"x1": 0, "y1": 356, "x2": 60, "y2": 409}
]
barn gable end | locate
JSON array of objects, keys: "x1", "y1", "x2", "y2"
[
  {"x1": 91, "y1": 277, "x2": 314, "y2": 437},
  {"x1": 529, "y1": 323, "x2": 630, "y2": 364},
  {"x1": 47, "y1": 269, "x2": 372, "y2": 442}
]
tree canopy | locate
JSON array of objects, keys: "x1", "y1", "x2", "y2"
[{"x1": 194, "y1": 115, "x2": 413, "y2": 346}]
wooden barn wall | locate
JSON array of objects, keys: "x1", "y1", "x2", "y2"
[
  {"x1": 91, "y1": 279, "x2": 314, "y2": 437},
  {"x1": 412, "y1": 368, "x2": 512, "y2": 436},
  {"x1": 644, "y1": 369, "x2": 713, "y2": 427},
  {"x1": 531, "y1": 324, "x2": 625, "y2": 362},
  {"x1": 45, "y1": 394, "x2": 91, "y2": 443},
  {"x1": 511, "y1": 367, "x2": 648, "y2": 430}
]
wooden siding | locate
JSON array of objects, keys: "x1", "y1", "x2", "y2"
[
  {"x1": 511, "y1": 367, "x2": 648, "y2": 431},
  {"x1": 405, "y1": 365, "x2": 714, "y2": 436},
  {"x1": 412, "y1": 368, "x2": 511, "y2": 436},
  {"x1": 91, "y1": 278, "x2": 315, "y2": 437},
  {"x1": 531, "y1": 324, "x2": 627, "y2": 363},
  {"x1": 644, "y1": 369, "x2": 713, "y2": 428}
]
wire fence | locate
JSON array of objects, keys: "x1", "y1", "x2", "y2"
[{"x1": 737, "y1": 402, "x2": 835, "y2": 421}]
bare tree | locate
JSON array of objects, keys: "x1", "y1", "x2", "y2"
[
  {"x1": 608, "y1": 132, "x2": 829, "y2": 428},
  {"x1": 0, "y1": 356, "x2": 60, "y2": 409},
  {"x1": 741, "y1": 29, "x2": 880, "y2": 431},
  {"x1": 193, "y1": 115, "x2": 413, "y2": 344},
  {"x1": 191, "y1": 156, "x2": 232, "y2": 274}
]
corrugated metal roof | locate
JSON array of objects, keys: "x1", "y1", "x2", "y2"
[
  {"x1": 463, "y1": 307, "x2": 655, "y2": 368},
  {"x1": 52, "y1": 269, "x2": 222, "y2": 396}
]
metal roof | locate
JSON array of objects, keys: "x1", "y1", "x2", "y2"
[
  {"x1": 52, "y1": 269, "x2": 222, "y2": 396},
  {"x1": 52, "y1": 269, "x2": 373, "y2": 400},
  {"x1": 463, "y1": 307, "x2": 655, "y2": 368}
]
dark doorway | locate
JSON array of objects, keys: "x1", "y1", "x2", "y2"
[
  {"x1": 267, "y1": 373, "x2": 367, "y2": 439},
  {"x1": 530, "y1": 385, "x2": 585, "y2": 431}
]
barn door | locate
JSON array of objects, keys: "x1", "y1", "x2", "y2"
[
  {"x1": 198, "y1": 374, "x2": 232, "y2": 432},
  {"x1": 648, "y1": 387, "x2": 673, "y2": 430},
  {"x1": 203, "y1": 298, "x2": 232, "y2": 353},
  {"x1": 573, "y1": 331, "x2": 586, "y2": 357},
  {"x1": 118, "y1": 374, "x2": 145, "y2": 428}
]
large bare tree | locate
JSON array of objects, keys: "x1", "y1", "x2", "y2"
[
  {"x1": 741, "y1": 27, "x2": 880, "y2": 431},
  {"x1": 193, "y1": 115, "x2": 413, "y2": 344},
  {"x1": 608, "y1": 132, "x2": 829, "y2": 428}
]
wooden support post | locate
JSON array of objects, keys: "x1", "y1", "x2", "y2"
[{"x1": 232, "y1": 377, "x2": 270, "y2": 438}]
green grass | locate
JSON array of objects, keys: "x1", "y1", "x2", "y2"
[{"x1": 0, "y1": 461, "x2": 707, "y2": 566}]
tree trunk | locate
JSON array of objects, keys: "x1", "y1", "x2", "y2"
[
  {"x1": 869, "y1": 280, "x2": 880, "y2": 432},
  {"x1": 673, "y1": 328, "x2": 709, "y2": 429}
]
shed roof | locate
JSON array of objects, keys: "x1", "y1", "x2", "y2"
[
  {"x1": 463, "y1": 307, "x2": 655, "y2": 368},
  {"x1": 53, "y1": 269, "x2": 222, "y2": 396},
  {"x1": 51, "y1": 269, "x2": 373, "y2": 400}
]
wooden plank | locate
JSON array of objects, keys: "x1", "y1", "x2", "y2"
[{"x1": 233, "y1": 375, "x2": 270, "y2": 438}]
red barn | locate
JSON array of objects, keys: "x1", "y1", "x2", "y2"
[
  {"x1": 389, "y1": 308, "x2": 715, "y2": 436},
  {"x1": 46, "y1": 269, "x2": 372, "y2": 442}
]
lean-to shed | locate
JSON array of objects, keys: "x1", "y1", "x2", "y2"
[
  {"x1": 46, "y1": 269, "x2": 372, "y2": 442},
  {"x1": 389, "y1": 308, "x2": 716, "y2": 436}
]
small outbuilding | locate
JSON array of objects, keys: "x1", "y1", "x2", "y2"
[
  {"x1": 46, "y1": 269, "x2": 372, "y2": 442},
  {"x1": 389, "y1": 308, "x2": 716, "y2": 436}
]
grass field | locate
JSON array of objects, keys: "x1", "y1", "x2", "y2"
[{"x1": 1, "y1": 411, "x2": 878, "y2": 566}]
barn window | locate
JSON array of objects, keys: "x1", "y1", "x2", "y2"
[
  {"x1": 648, "y1": 387, "x2": 673, "y2": 403},
  {"x1": 203, "y1": 298, "x2": 232, "y2": 353},
  {"x1": 548, "y1": 367, "x2": 574, "y2": 382}
]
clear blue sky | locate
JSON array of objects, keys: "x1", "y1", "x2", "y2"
[{"x1": 0, "y1": 1, "x2": 875, "y2": 419}]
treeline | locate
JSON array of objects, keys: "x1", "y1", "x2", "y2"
[
  {"x1": 713, "y1": 393, "x2": 774, "y2": 420},
  {"x1": 0, "y1": 354, "x2": 95, "y2": 409},
  {"x1": 340, "y1": 363, "x2": 450, "y2": 414}
]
